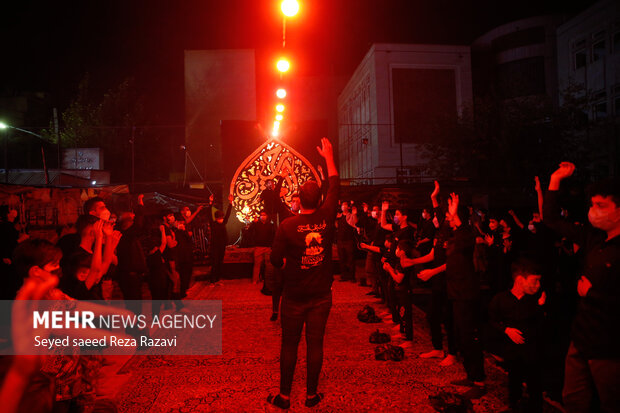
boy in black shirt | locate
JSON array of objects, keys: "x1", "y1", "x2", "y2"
[
  {"x1": 268, "y1": 138, "x2": 339, "y2": 409},
  {"x1": 489, "y1": 258, "x2": 545, "y2": 412},
  {"x1": 383, "y1": 239, "x2": 415, "y2": 343}
]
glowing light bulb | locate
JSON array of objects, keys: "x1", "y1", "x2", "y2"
[
  {"x1": 276, "y1": 104, "x2": 285, "y2": 113},
  {"x1": 275, "y1": 114, "x2": 283, "y2": 121},
  {"x1": 276, "y1": 59, "x2": 290, "y2": 73},
  {"x1": 281, "y1": 0, "x2": 300, "y2": 17},
  {"x1": 276, "y1": 88, "x2": 287, "y2": 99}
]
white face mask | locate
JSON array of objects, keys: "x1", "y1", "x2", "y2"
[
  {"x1": 371, "y1": 211, "x2": 378, "y2": 219},
  {"x1": 432, "y1": 216, "x2": 440, "y2": 228},
  {"x1": 528, "y1": 223, "x2": 536, "y2": 232}
]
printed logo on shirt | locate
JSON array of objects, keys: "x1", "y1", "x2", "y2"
[
  {"x1": 297, "y1": 222, "x2": 327, "y2": 233},
  {"x1": 301, "y1": 231, "x2": 325, "y2": 269}
]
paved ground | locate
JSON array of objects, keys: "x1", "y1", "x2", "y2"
[{"x1": 96, "y1": 269, "x2": 531, "y2": 412}]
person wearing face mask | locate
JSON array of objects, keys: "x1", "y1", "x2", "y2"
[
  {"x1": 57, "y1": 197, "x2": 111, "y2": 271},
  {"x1": 415, "y1": 207, "x2": 436, "y2": 256},
  {"x1": 544, "y1": 162, "x2": 620, "y2": 413},
  {"x1": 359, "y1": 205, "x2": 386, "y2": 296},
  {"x1": 205, "y1": 193, "x2": 233, "y2": 285},
  {"x1": 380, "y1": 202, "x2": 415, "y2": 244},
  {"x1": 336, "y1": 201, "x2": 358, "y2": 282},
  {"x1": 60, "y1": 214, "x2": 121, "y2": 300}
]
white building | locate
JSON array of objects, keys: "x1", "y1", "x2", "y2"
[
  {"x1": 337, "y1": 43, "x2": 472, "y2": 183},
  {"x1": 556, "y1": 0, "x2": 620, "y2": 120}
]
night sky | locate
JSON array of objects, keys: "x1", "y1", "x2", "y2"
[{"x1": 1, "y1": 0, "x2": 597, "y2": 128}]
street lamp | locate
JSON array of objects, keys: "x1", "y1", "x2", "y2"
[{"x1": 0, "y1": 121, "x2": 50, "y2": 185}]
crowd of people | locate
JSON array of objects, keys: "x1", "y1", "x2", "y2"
[
  {"x1": 0, "y1": 191, "x2": 234, "y2": 412},
  {"x1": 0, "y1": 142, "x2": 618, "y2": 412},
  {"x1": 259, "y1": 157, "x2": 619, "y2": 412}
]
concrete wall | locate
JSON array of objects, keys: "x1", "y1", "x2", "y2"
[{"x1": 184, "y1": 50, "x2": 257, "y2": 183}]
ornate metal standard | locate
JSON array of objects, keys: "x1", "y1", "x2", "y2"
[{"x1": 229, "y1": 138, "x2": 320, "y2": 223}]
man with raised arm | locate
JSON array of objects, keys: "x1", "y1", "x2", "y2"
[
  {"x1": 267, "y1": 138, "x2": 339, "y2": 410},
  {"x1": 543, "y1": 162, "x2": 620, "y2": 413}
]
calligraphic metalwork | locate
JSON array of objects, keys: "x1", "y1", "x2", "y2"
[{"x1": 229, "y1": 139, "x2": 321, "y2": 223}]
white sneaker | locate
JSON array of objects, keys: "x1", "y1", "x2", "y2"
[{"x1": 439, "y1": 354, "x2": 456, "y2": 366}]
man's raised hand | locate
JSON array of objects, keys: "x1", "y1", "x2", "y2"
[
  {"x1": 551, "y1": 162, "x2": 576, "y2": 181},
  {"x1": 316, "y1": 137, "x2": 333, "y2": 160},
  {"x1": 431, "y1": 180, "x2": 440, "y2": 199},
  {"x1": 447, "y1": 193, "x2": 459, "y2": 217}
]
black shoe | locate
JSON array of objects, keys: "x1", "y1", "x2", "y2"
[
  {"x1": 270, "y1": 312, "x2": 278, "y2": 321},
  {"x1": 305, "y1": 393, "x2": 323, "y2": 407},
  {"x1": 267, "y1": 394, "x2": 290, "y2": 409},
  {"x1": 260, "y1": 288, "x2": 273, "y2": 296},
  {"x1": 366, "y1": 291, "x2": 376, "y2": 295},
  {"x1": 338, "y1": 277, "x2": 350, "y2": 282}
]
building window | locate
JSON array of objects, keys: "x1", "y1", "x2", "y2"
[
  {"x1": 593, "y1": 101, "x2": 607, "y2": 120},
  {"x1": 575, "y1": 50, "x2": 587, "y2": 69},
  {"x1": 592, "y1": 40, "x2": 606, "y2": 62}
]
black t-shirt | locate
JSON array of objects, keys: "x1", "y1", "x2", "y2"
[
  {"x1": 336, "y1": 214, "x2": 357, "y2": 242},
  {"x1": 394, "y1": 261, "x2": 412, "y2": 291},
  {"x1": 248, "y1": 220, "x2": 277, "y2": 247},
  {"x1": 393, "y1": 225, "x2": 415, "y2": 243},
  {"x1": 446, "y1": 225, "x2": 479, "y2": 300},
  {"x1": 60, "y1": 247, "x2": 102, "y2": 300},
  {"x1": 271, "y1": 176, "x2": 339, "y2": 301},
  {"x1": 489, "y1": 290, "x2": 544, "y2": 359}
]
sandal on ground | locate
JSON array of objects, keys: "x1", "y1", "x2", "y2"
[
  {"x1": 305, "y1": 393, "x2": 324, "y2": 407},
  {"x1": 267, "y1": 394, "x2": 290, "y2": 409}
]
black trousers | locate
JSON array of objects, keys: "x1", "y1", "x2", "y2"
[
  {"x1": 280, "y1": 293, "x2": 332, "y2": 396},
  {"x1": 337, "y1": 240, "x2": 355, "y2": 280},
  {"x1": 210, "y1": 246, "x2": 226, "y2": 282},
  {"x1": 430, "y1": 289, "x2": 457, "y2": 355},
  {"x1": 177, "y1": 261, "x2": 193, "y2": 297},
  {"x1": 452, "y1": 299, "x2": 485, "y2": 382},
  {"x1": 118, "y1": 270, "x2": 144, "y2": 319},
  {"x1": 506, "y1": 354, "x2": 543, "y2": 412},
  {"x1": 146, "y1": 254, "x2": 169, "y2": 316},
  {"x1": 395, "y1": 288, "x2": 413, "y2": 340}
]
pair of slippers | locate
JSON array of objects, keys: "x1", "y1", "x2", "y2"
[{"x1": 266, "y1": 393, "x2": 324, "y2": 409}]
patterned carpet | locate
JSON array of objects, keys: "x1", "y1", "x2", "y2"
[{"x1": 107, "y1": 276, "x2": 514, "y2": 412}]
